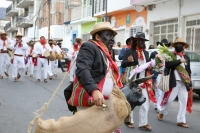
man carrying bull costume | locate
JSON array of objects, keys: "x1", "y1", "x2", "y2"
[
  {"x1": 0, "y1": 31, "x2": 12, "y2": 79},
  {"x1": 121, "y1": 32, "x2": 156, "y2": 131},
  {"x1": 34, "y1": 36, "x2": 53, "y2": 83},
  {"x1": 10, "y1": 32, "x2": 28, "y2": 82},
  {"x1": 68, "y1": 22, "x2": 123, "y2": 132},
  {"x1": 157, "y1": 38, "x2": 192, "y2": 128},
  {"x1": 25, "y1": 40, "x2": 35, "y2": 78}
]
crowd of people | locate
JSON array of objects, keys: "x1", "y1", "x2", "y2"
[
  {"x1": 0, "y1": 31, "x2": 68, "y2": 82},
  {"x1": 1, "y1": 21, "x2": 192, "y2": 133}
]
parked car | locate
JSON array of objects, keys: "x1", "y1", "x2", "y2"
[
  {"x1": 113, "y1": 47, "x2": 122, "y2": 67},
  {"x1": 61, "y1": 48, "x2": 69, "y2": 67},
  {"x1": 147, "y1": 48, "x2": 200, "y2": 96}
]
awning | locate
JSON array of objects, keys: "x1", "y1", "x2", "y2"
[
  {"x1": 64, "y1": 21, "x2": 71, "y2": 25},
  {"x1": 70, "y1": 17, "x2": 97, "y2": 24}
]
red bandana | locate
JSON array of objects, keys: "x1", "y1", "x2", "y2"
[
  {"x1": 17, "y1": 40, "x2": 22, "y2": 48},
  {"x1": 89, "y1": 40, "x2": 123, "y2": 88},
  {"x1": 136, "y1": 47, "x2": 144, "y2": 60},
  {"x1": 173, "y1": 51, "x2": 185, "y2": 57},
  {"x1": 1, "y1": 38, "x2": 7, "y2": 46}
]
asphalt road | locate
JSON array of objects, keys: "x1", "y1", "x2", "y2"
[{"x1": 0, "y1": 69, "x2": 200, "y2": 133}]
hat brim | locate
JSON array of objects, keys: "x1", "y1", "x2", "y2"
[
  {"x1": 133, "y1": 37, "x2": 149, "y2": 41},
  {"x1": 90, "y1": 27, "x2": 117, "y2": 36},
  {"x1": 171, "y1": 42, "x2": 189, "y2": 48},
  {"x1": 0, "y1": 33, "x2": 7, "y2": 35},
  {"x1": 15, "y1": 35, "x2": 24, "y2": 37}
]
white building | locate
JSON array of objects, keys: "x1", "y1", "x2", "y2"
[{"x1": 133, "y1": 0, "x2": 200, "y2": 53}]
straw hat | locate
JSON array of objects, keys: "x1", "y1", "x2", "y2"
[
  {"x1": 0, "y1": 31, "x2": 7, "y2": 35},
  {"x1": 171, "y1": 38, "x2": 189, "y2": 48},
  {"x1": 14, "y1": 31, "x2": 24, "y2": 37},
  {"x1": 90, "y1": 22, "x2": 117, "y2": 36}
]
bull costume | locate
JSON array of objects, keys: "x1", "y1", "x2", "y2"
[
  {"x1": 0, "y1": 31, "x2": 11, "y2": 79},
  {"x1": 149, "y1": 39, "x2": 171, "y2": 112},
  {"x1": 121, "y1": 32, "x2": 156, "y2": 131},
  {"x1": 157, "y1": 38, "x2": 192, "y2": 128},
  {"x1": 10, "y1": 32, "x2": 28, "y2": 82}
]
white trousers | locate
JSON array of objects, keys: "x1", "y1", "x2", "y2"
[
  {"x1": 25, "y1": 57, "x2": 34, "y2": 75},
  {"x1": 160, "y1": 81, "x2": 188, "y2": 123},
  {"x1": 154, "y1": 74, "x2": 164, "y2": 111},
  {"x1": 36, "y1": 58, "x2": 49, "y2": 79},
  {"x1": 69, "y1": 62, "x2": 76, "y2": 82},
  {"x1": 12, "y1": 56, "x2": 25, "y2": 78},
  {"x1": 130, "y1": 88, "x2": 150, "y2": 126},
  {"x1": 50, "y1": 60, "x2": 58, "y2": 75},
  {"x1": 0, "y1": 53, "x2": 11, "y2": 76}
]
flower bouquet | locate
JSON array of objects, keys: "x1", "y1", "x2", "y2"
[
  {"x1": 157, "y1": 45, "x2": 191, "y2": 85},
  {"x1": 154, "y1": 54, "x2": 165, "y2": 72}
]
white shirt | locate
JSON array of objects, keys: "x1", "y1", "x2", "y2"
[
  {"x1": 10, "y1": 40, "x2": 28, "y2": 55},
  {"x1": 174, "y1": 55, "x2": 185, "y2": 81},
  {"x1": 50, "y1": 44, "x2": 58, "y2": 53},
  {"x1": 67, "y1": 48, "x2": 78, "y2": 61},
  {"x1": 55, "y1": 45, "x2": 62, "y2": 54},
  {"x1": 0, "y1": 38, "x2": 12, "y2": 51},
  {"x1": 137, "y1": 51, "x2": 146, "y2": 78},
  {"x1": 34, "y1": 43, "x2": 52, "y2": 56}
]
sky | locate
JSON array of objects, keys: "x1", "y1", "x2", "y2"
[{"x1": 0, "y1": 0, "x2": 12, "y2": 8}]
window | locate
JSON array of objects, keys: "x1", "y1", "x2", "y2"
[
  {"x1": 94, "y1": 0, "x2": 105, "y2": 13},
  {"x1": 83, "y1": 0, "x2": 92, "y2": 17},
  {"x1": 130, "y1": 26, "x2": 143, "y2": 36},
  {"x1": 153, "y1": 19, "x2": 178, "y2": 47}
]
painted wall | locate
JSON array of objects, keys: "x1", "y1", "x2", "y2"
[
  {"x1": 81, "y1": 22, "x2": 96, "y2": 34},
  {"x1": 110, "y1": 9, "x2": 147, "y2": 44},
  {"x1": 147, "y1": 0, "x2": 200, "y2": 46}
]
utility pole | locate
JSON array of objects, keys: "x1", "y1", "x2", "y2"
[
  {"x1": 47, "y1": 0, "x2": 51, "y2": 40},
  {"x1": 105, "y1": 0, "x2": 107, "y2": 22}
]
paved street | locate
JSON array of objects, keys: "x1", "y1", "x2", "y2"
[{"x1": 0, "y1": 69, "x2": 200, "y2": 133}]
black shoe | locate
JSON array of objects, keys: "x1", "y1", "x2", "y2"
[{"x1": 62, "y1": 70, "x2": 66, "y2": 72}]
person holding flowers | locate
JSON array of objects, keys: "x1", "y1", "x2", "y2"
[
  {"x1": 149, "y1": 39, "x2": 171, "y2": 112},
  {"x1": 157, "y1": 38, "x2": 192, "y2": 128}
]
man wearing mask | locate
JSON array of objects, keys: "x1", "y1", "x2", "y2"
[
  {"x1": 34, "y1": 36, "x2": 52, "y2": 83},
  {"x1": 157, "y1": 38, "x2": 191, "y2": 128},
  {"x1": 121, "y1": 32, "x2": 155, "y2": 131},
  {"x1": 25, "y1": 40, "x2": 35, "y2": 77},
  {"x1": 0, "y1": 31, "x2": 12, "y2": 79},
  {"x1": 10, "y1": 32, "x2": 28, "y2": 82}
]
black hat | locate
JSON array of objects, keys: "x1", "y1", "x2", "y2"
[
  {"x1": 134, "y1": 32, "x2": 149, "y2": 41},
  {"x1": 126, "y1": 36, "x2": 134, "y2": 45},
  {"x1": 157, "y1": 39, "x2": 171, "y2": 46}
]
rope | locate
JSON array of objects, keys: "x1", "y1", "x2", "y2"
[{"x1": 28, "y1": 60, "x2": 76, "y2": 133}]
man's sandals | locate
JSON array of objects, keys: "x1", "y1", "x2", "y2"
[
  {"x1": 0, "y1": 76, "x2": 3, "y2": 79},
  {"x1": 14, "y1": 77, "x2": 18, "y2": 82},
  {"x1": 44, "y1": 79, "x2": 48, "y2": 83},
  {"x1": 125, "y1": 122, "x2": 134, "y2": 128},
  {"x1": 139, "y1": 124, "x2": 152, "y2": 131}
]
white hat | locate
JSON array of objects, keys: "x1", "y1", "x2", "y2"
[
  {"x1": 15, "y1": 31, "x2": 24, "y2": 37},
  {"x1": 90, "y1": 22, "x2": 117, "y2": 36},
  {"x1": 0, "y1": 31, "x2": 7, "y2": 35}
]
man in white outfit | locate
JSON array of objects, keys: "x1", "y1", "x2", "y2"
[
  {"x1": 157, "y1": 38, "x2": 191, "y2": 128},
  {"x1": 9, "y1": 32, "x2": 28, "y2": 82},
  {"x1": 0, "y1": 31, "x2": 12, "y2": 79},
  {"x1": 34, "y1": 36, "x2": 52, "y2": 83},
  {"x1": 25, "y1": 40, "x2": 35, "y2": 77},
  {"x1": 48, "y1": 39, "x2": 58, "y2": 78},
  {"x1": 67, "y1": 43, "x2": 79, "y2": 82}
]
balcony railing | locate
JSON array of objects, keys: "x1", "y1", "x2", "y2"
[
  {"x1": 66, "y1": 0, "x2": 81, "y2": 8},
  {"x1": 16, "y1": 13, "x2": 33, "y2": 28},
  {"x1": 4, "y1": 22, "x2": 11, "y2": 31},
  {"x1": 17, "y1": 0, "x2": 34, "y2": 8},
  {"x1": 6, "y1": 4, "x2": 12, "y2": 13}
]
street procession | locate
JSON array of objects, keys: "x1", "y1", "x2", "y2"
[{"x1": 0, "y1": 0, "x2": 200, "y2": 133}]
